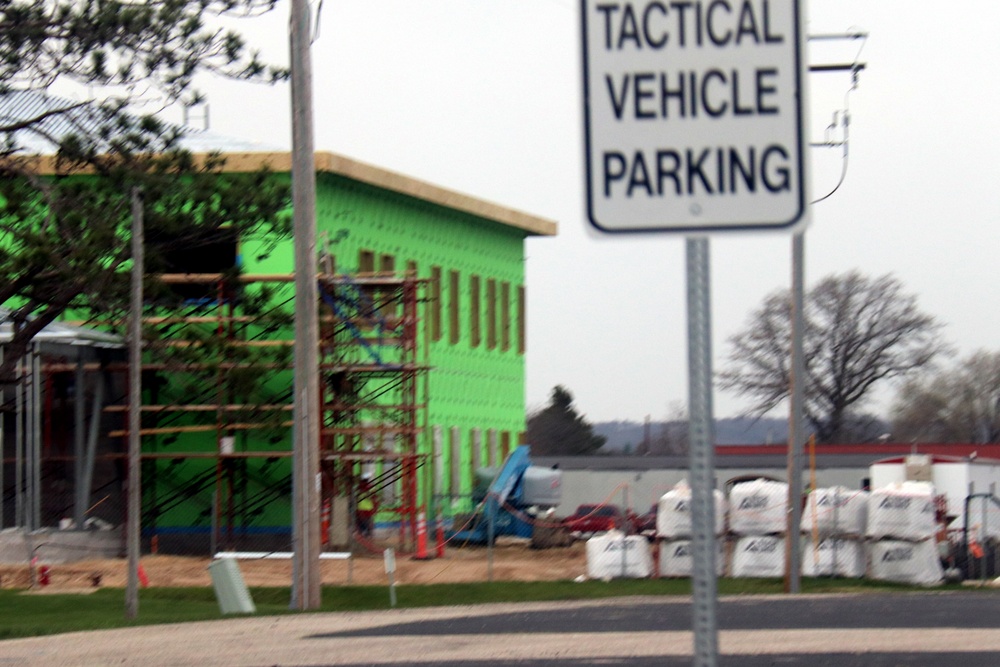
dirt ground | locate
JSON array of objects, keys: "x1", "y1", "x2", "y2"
[{"x1": 0, "y1": 538, "x2": 590, "y2": 590}]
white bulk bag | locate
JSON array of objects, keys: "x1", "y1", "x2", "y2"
[
  {"x1": 655, "y1": 481, "x2": 727, "y2": 538},
  {"x1": 585, "y1": 531, "x2": 652, "y2": 579},
  {"x1": 802, "y1": 538, "x2": 866, "y2": 578},
  {"x1": 731, "y1": 535, "x2": 785, "y2": 578},
  {"x1": 658, "y1": 539, "x2": 724, "y2": 578},
  {"x1": 801, "y1": 487, "x2": 869, "y2": 537},
  {"x1": 729, "y1": 479, "x2": 788, "y2": 536},
  {"x1": 869, "y1": 539, "x2": 944, "y2": 586},
  {"x1": 867, "y1": 482, "x2": 937, "y2": 541}
]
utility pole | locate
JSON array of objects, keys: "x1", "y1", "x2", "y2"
[
  {"x1": 785, "y1": 231, "x2": 806, "y2": 593},
  {"x1": 786, "y1": 34, "x2": 866, "y2": 590},
  {"x1": 289, "y1": 0, "x2": 321, "y2": 610},
  {"x1": 125, "y1": 188, "x2": 143, "y2": 619}
]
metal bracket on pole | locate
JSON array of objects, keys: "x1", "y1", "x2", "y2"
[{"x1": 686, "y1": 237, "x2": 718, "y2": 666}]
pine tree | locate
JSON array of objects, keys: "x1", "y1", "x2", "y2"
[{"x1": 527, "y1": 386, "x2": 606, "y2": 456}]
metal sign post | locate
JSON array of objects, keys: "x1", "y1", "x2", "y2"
[
  {"x1": 580, "y1": 3, "x2": 809, "y2": 662},
  {"x1": 686, "y1": 237, "x2": 718, "y2": 665}
]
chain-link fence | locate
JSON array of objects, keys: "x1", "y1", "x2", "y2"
[{"x1": 957, "y1": 493, "x2": 1000, "y2": 580}]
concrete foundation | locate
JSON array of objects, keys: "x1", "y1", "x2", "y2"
[{"x1": 0, "y1": 527, "x2": 122, "y2": 564}]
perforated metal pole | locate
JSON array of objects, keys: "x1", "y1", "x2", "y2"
[{"x1": 686, "y1": 237, "x2": 718, "y2": 666}]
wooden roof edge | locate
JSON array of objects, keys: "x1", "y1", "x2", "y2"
[
  {"x1": 18, "y1": 150, "x2": 558, "y2": 237},
  {"x1": 317, "y1": 151, "x2": 558, "y2": 237}
]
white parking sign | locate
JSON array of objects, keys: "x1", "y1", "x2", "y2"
[{"x1": 581, "y1": 0, "x2": 808, "y2": 233}]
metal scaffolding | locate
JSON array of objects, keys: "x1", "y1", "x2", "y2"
[
  {"x1": 0, "y1": 270, "x2": 428, "y2": 554},
  {"x1": 317, "y1": 272, "x2": 426, "y2": 549}
]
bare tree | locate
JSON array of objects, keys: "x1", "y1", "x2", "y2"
[
  {"x1": 719, "y1": 271, "x2": 948, "y2": 443},
  {"x1": 650, "y1": 401, "x2": 689, "y2": 455},
  {"x1": 892, "y1": 350, "x2": 1000, "y2": 444}
]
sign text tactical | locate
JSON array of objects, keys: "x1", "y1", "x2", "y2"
[{"x1": 581, "y1": 0, "x2": 807, "y2": 233}]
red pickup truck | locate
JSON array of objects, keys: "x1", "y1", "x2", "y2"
[{"x1": 562, "y1": 504, "x2": 638, "y2": 536}]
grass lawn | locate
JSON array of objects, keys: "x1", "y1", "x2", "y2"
[{"x1": 0, "y1": 576, "x2": 962, "y2": 641}]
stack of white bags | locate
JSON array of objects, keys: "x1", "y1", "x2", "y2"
[
  {"x1": 729, "y1": 479, "x2": 788, "y2": 578},
  {"x1": 583, "y1": 479, "x2": 947, "y2": 585},
  {"x1": 801, "y1": 486, "x2": 868, "y2": 578},
  {"x1": 655, "y1": 480, "x2": 725, "y2": 577},
  {"x1": 866, "y1": 482, "x2": 943, "y2": 586},
  {"x1": 585, "y1": 531, "x2": 653, "y2": 579}
]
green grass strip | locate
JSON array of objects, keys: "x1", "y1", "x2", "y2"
[{"x1": 0, "y1": 577, "x2": 965, "y2": 641}]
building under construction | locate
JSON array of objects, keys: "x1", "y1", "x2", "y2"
[{"x1": 0, "y1": 150, "x2": 557, "y2": 556}]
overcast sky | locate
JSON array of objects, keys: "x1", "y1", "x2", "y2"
[{"x1": 196, "y1": 0, "x2": 1000, "y2": 423}]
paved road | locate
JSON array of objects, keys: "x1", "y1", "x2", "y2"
[{"x1": 2, "y1": 592, "x2": 999, "y2": 666}]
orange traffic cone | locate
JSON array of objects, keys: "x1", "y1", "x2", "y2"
[
  {"x1": 412, "y1": 511, "x2": 432, "y2": 560},
  {"x1": 137, "y1": 562, "x2": 150, "y2": 588}
]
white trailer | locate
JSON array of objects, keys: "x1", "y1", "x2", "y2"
[{"x1": 870, "y1": 454, "x2": 1000, "y2": 535}]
